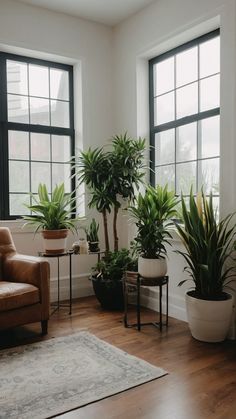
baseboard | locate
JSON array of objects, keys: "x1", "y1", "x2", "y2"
[{"x1": 50, "y1": 273, "x2": 94, "y2": 302}]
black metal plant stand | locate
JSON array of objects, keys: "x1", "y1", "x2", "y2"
[{"x1": 123, "y1": 272, "x2": 169, "y2": 331}]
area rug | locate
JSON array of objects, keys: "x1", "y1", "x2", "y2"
[{"x1": 0, "y1": 331, "x2": 167, "y2": 419}]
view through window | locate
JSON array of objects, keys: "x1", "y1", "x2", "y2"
[{"x1": 149, "y1": 29, "x2": 220, "y2": 210}]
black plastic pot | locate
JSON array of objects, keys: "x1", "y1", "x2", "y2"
[
  {"x1": 91, "y1": 275, "x2": 124, "y2": 310},
  {"x1": 88, "y1": 241, "x2": 100, "y2": 253}
]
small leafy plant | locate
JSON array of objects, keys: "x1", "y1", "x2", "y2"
[
  {"x1": 23, "y1": 183, "x2": 78, "y2": 233},
  {"x1": 175, "y1": 190, "x2": 236, "y2": 300},
  {"x1": 93, "y1": 249, "x2": 138, "y2": 283},
  {"x1": 128, "y1": 185, "x2": 178, "y2": 259}
]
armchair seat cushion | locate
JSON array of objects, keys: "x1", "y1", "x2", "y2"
[{"x1": 0, "y1": 281, "x2": 40, "y2": 312}]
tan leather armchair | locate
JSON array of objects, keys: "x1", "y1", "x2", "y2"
[{"x1": 0, "y1": 227, "x2": 50, "y2": 334}]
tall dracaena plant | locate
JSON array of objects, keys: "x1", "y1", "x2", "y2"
[
  {"x1": 76, "y1": 148, "x2": 115, "y2": 252},
  {"x1": 175, "y1": 190, "x2": 236, "y2": 300},
  {"x1": 110, "y1": 133, "x2": 145, "y2": 251},
  {"x1": 76, "y1": 134, "x2": 145, "y2": 253}
]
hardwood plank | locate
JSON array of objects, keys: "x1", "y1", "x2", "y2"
[{"x1": 0, "y1": 296, "x2": 236, "y2": 419}]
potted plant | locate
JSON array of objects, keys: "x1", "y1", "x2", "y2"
[
  {"x1": 92, "y1": 249, "x2": 137, "y2": 310},
  {"x1": 23, "y1": 183, "x2": 78, "y2": 254},
  {"x1": 85, "y1": 218, "x2": 100, "y2": 252},
  {"x1": 76, "y1": 133, "x2": 145, "y2": 308},
  {"x1": 128, "y1": 185, "x2": 178, "y2": 278},
  {"x1": 175, "y1": 190, "x2": 235, "y2": 342},
  {"x1": 77, "y1": 133, "x2": 145, "y2": 252}
]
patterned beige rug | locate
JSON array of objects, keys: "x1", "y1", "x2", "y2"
[{"x1": 0, "y1": 331, "x2": 167, "y2": 419}]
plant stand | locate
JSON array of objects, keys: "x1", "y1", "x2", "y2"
[{"x1": 123, "y1": 272, "x2": 169, "y2": 331}]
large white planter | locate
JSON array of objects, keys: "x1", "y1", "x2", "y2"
[
  {"x1": 138, "y1": 256, "x2": 167, "y2": 278},
  {"x1": 186, "y1": 291, "x2": 233, "y2": 343},
  {"x1": 42, "y1": 229, "x2": 68, "y2": 254}
]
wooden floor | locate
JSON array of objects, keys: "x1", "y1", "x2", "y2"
[{"x1": 1, "y1": 296, "x2": 236, "y2": 419}]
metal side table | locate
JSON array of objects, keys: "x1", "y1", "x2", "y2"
[
  {"x1": 123, "y1": 271, "x2": 169, "y2": 331},
  {"x1": 39, "y1": 250, "x2": 73, "y2": 315}
]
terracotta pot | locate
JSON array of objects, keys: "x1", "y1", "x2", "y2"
[
  {"x1": 41, "y1": 229, "x2": 68, "y2": 254},
  {"x1": 138, "y1": 256, "x2": 167, "y2": 278},
  {"x1": 186, "y1": 291, "x2": 233, "y2": 343}
]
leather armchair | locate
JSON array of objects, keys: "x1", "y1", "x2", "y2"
[{"x1": 0, "y1": 227, "x2": 50, "y2": 334}]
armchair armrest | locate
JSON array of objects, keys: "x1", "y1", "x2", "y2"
[{"x1": 3, "y1": 254, "x2": 50, "y2": 305}]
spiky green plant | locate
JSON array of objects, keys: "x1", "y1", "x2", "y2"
[
  {"x1": 128, "y1": 185, "x2": 178, "y2": 259},
  {"x1": 86, "y1": 218, "x2": 99, "y2": 242},
  {"x1": 175, "y1": 190, "x2": 236, "y2": 300},
  {"x1": 23, "y1": 183, "x2": 78, "y2": 233}
]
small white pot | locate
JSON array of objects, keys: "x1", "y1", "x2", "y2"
[
  {"x1": 138, "y1": 256, "x2": 167, "y2": 278},
  {"x1": 186, "y1": 291, "x2": 233, "y2": 343},
  {"x1": 42, "y1": 229, "x2": 68, "y2": 254}
]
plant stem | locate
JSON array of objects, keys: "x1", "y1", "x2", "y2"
[
  {"x1": 113, "y1": 205, "x2": 119, "y2": 252},
  {"x1": 102, "y1": 209, "x2": 110, "y2": 252}
]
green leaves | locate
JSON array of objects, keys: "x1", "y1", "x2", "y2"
[
  {"x1": 176, "y1": 190, "x2": 236, "y2": 300},
  {"x1": 128, "y1": 185, "x2": 179, "y2": 259},
  {"x1": 23, "y1": 183, "x2": 79, "y2": 233},
  {"x1": 86, "y1": 218, "x2": 99, "y2": 242}
]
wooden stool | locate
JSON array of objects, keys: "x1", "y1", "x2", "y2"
[{"x1": 123, "y1": 271, "x2": 169, "y2": 331}]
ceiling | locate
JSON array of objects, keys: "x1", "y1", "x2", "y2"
[{"x1": 16, "y1": 0, "x2": 155, "y2": 26}]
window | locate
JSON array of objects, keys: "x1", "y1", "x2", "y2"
[
  {"x1": 0, "y1": 53, "x2": 75, "y2": 219},
  {"x1": 149, "y1": 30, "x2": 220, "y2": 209}
]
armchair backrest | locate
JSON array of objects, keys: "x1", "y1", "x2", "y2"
[{"x1": 0, "y1": 228, "x2": 17, "y2": 259}]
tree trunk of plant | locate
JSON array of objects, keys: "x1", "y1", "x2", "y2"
[
  {"x1": 113, "y1": 205, "x2": 119, "y2": 252},
  {"x1": 102, "y1": 209, "x2": 109, "y2": 253}
]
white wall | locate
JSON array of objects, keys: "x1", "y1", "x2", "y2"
[
  {"x1": 0, "y1": 0, "x2": 113, "y2": 300},
  {"x1": 113, "y1": 0, "x2": 236, "y2": 324}
]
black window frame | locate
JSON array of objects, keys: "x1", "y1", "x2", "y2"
[
  {"x1": 149, "y1": 29, "x2": 220, "y2": 194},
  {"x1": 0, "y1": 52, "x2": 75, "y2": 220}
]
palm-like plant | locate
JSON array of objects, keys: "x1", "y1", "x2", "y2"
[
  {"x1": 76, "y1": 133, "x2": 145, "y2": 253},
  {"x1": 128, "y1": 185, "x2": 178, "y2": 258},
  {"x1": 23, "y1": 183, "x2": 78, "y2": 233},
  {"x1": 175, "y1": 190, "x2": 236, "y2": 300}
]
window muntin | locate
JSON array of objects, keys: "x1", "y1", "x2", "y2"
[
  {"x1": 149, "y1": 30, "x2": 220, "y2": 208},
  {"x1": 0, "y1": 53, "x2": 74, "y2": 219}
]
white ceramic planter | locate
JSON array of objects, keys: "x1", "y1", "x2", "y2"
[
  {"x1": 42, "y1": 229, "x2": 68, "y2": 254},
  {"x1": 138, "y1": 256, "x2": 167, "y2": 278},
  {"x1": 186, "y1": 291, "x2": 233, "y2": 343}
]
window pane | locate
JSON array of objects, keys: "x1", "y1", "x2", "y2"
[
  {"x1": 52, "y1": 135, "x2": 70, "y2": 162},
  {"x1": 200, "y1": 75, "x2": 220, "y2": 112},
  {"x1": 176, "y1": 82, "x2": 198, "y2": 119},
  {"x1": 200, "y1": 116, "x2": 220, "y2": 158},
  {"x1": 155, "y1": 92, "x2": 174, "y2": 125},
  {"x1": 50, "y1": 100, "x2": 70, "y2": 128},
  {"x1": 155, "y1": 164, "x2": 175, "y2": 191},
  {"x1": 31, "y1": 162, "x2": 51, "y2": 193},
  {"x1": 50, "y1": 68, "x2": 69, "y2": 101},
  {"x1": 30, "y1": 97, "x2": 50, "y2": 125},
  {"x1": 8, "y1": 94, "x2": 29, "y2": 123},
  {"x1": 29, "y1": 64, "x2": 49, "y2": 98},
  {"x1": 154, "y1": 58, "x2": 174, "y2": 96},
  {"x1": 176, "y1": 161, "x2": 196, "y2": 195},
  {"x1": 155, "y1": 130, "x2": 175, "y2": 165},
  {"x1": 176, "y1": 122, "x2": 197, "y2": 162},
  {"x1": 8, "y1": 131, "x2": 29, "y2": 160},
  {"x1": 31, "y1": 133, "x2": 50, "y2": 161},
  {"x1": 7, "y1": 60, "x2": 28, "y2": 95},
  {"x1": 9, "y1": 161, "x2": 29, "y2": 192},
  {"x1": 200, "y1": 37, "x2": 220, "y2": 78},
  {"x1": 10, "y1": 194, "x2": 30, "y2": 216},
  {"x1": 52, "y1": 164, "x2": 71, "y2": 192},
  {"x1": 198, "y1": 158, "x2": 219, "y2": 195},
  {"x1": 176, "y1": 47, "x2": 198, "y2": 87}
]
